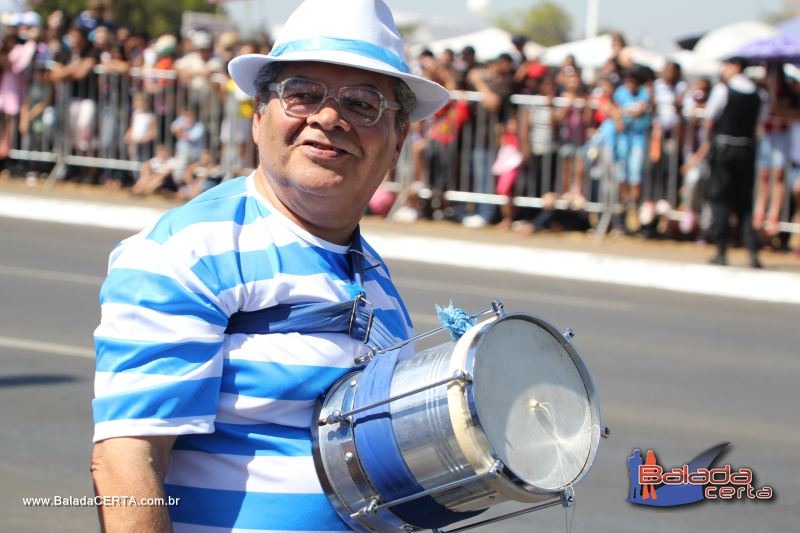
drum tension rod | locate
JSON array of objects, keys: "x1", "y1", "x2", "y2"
[
  {"x1": 437, "y1": 486, "x2": 574, "y2": 533},
  {"x1": 318, "y1": 369, "x2": 473, "y2": 426},
  {"x1": 350, "y1": 460, "x2": 505, "y2": 519}
]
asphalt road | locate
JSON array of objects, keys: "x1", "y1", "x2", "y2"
[{"x1": 0, "y1": 217, "x2": 797, "y2": 533}]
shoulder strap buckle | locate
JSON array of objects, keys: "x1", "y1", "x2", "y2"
[{"x1": 349, "y1": 294, "x2": 374, "y2": 344}]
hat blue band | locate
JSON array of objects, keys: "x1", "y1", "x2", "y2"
[{"x1": 269, "y1": 36, "x2": 410, "y2": 74}]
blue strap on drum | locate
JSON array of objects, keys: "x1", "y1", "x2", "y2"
[{"x1": 350, "y1": 307, "x2": 485, "y2": 529}]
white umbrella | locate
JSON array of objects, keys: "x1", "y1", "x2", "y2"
[
  {"x1": 541, "y1": 34, "x2": 665, "y2": 71},
  {"x1": 671, "y1": 50, "x2": 720, "y2": 78},
  {"x1": 409, "y1": 27, "x2": 543, "y2": 62},
  {"x1": 693, "y1": 21, "x2": 777, "y2": 60}
]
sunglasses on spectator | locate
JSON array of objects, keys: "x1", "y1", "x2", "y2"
[{"x1": 267, "y1": 77, "x2": 401, "y2": 127}]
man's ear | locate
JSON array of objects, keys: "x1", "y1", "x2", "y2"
[
  {"x1": 251, "y1": 110, "x2": 262, "y2": 145},
  {"x1": 392, "y1": 122, "x2": 410, "y2": 167}
]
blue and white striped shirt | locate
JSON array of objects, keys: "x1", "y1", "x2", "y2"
[{"x1": 93, "y1": 174, "x2": 413, "y2": 532}]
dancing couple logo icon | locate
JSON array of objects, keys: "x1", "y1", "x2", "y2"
[{"x1": 627, "y1": 443, "x2": 774, "y2": 507}]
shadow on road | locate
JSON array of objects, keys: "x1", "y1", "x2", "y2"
[{"x1": 0, "y1": 374, "x2": 81, "y2": 388}]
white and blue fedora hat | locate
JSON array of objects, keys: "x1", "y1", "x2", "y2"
[{"x1": 228, "y1": 0, "x2": 450, "y2": 122}]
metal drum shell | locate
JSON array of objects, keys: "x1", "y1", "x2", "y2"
[{"x1": 313, "y1": 312, "x2": 602, "y2": 530}]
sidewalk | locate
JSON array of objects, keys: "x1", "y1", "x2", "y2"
[{"x1": 2, "y1": 176, "x2": 799, "y2": 304}]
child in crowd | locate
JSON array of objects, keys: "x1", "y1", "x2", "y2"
[
  {"x1": 493, "y1": 117, "x2": 523, "y2": 229},
  {"x1": 130, "y1": 144, "x2": 176, "y2": 196},
  {"x1": 170, "y1": 107, "x2": 205, "y2": 182},
  {"x1": 678, "y1": 78, "x2": 712, "y2": 238},
  {"x1": 124, "y1": 93, "x2": 157, "y2": 163},
  {"x1": 177, "y1": 148, "x2": 223, "y2": 201},
  {"x1": 0, "y1": 28, "x2": 37, "y2": 159},
  {"x1": 19, "y1": 64, "x2": 54, "y2": 153},
  {"x1": 614, "y1": 67, "x2": 652, "y2": 231},
  {"x1": 553, "y1": 68, "x2": 590, "y2": 205},
  {"x1": 586, "y1": 77, "x2": 621, "y2": 200}
]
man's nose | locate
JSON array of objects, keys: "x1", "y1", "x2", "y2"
[{"x1": 307, "y1": 95, "x2": 351, "y2": 131}]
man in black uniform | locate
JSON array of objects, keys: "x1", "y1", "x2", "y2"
[{"x1": 684, "y1": 57, "x2": 766, "y2": 267}]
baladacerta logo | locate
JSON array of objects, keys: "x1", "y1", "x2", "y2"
[{"x1": 627, "y1": 443, "x2": 774, "y2": 506}]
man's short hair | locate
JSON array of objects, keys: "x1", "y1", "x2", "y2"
[
  {"x1": 253, "y1": 62, "x2": 415, "y2": 133},
  {"x1": 724, "y1": 56, "x2": 747, "y2": 71}
]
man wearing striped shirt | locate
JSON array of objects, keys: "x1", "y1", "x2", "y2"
[{"x1": 90, "y1": 1, "x2": 449, "y2": 531}]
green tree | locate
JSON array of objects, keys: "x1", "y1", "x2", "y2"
[
  {"x1": 36, "y1": 0, "x2": 218, "y2": 37},
  {"x1": 495, "y1": 1, "x2": 572, "y2": 46},
  {"x1": 762, "y1": 9, "x2": 795, "y2": 25}
]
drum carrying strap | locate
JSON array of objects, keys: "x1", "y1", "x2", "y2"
[{"x1": 225, "y1": 227, "x2": 375, "y2": 340}]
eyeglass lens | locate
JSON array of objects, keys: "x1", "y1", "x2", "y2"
[{"x1": 281, "y1": 78, "x2": 383, "y2": 125}]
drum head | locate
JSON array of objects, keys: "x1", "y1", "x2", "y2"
[{"x1": 470, "y1": 315, "x2": 594, "y2": 491}]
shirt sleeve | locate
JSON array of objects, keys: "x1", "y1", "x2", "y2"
[
  {"x1": 705, "y1": 83, "x2": 728, "y2": 122},
  {"x1": 92, "y1": 234, "x2": 228, "y2": 442}
]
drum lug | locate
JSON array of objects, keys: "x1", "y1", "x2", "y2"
[
  {"x1": 560, "y1": 485, "x2": 575, "y2": 508},
  {"x1": 600, "y1": 425, "x2": 610, "y2": 439},
  {"x1": 318, "y1": 410, "x2": 349, "y2": 427},
  {"x1": 350, "y1": 496, "x2": 381, "y2": 519},
  {"x1": 354, "y1": 347, "x2": 378, "y2": 366},
  {"x1": 491, "y1": 300, "x2": 506, "y2": 317},
  {"x1": 453, "y1": 368, "x2": 473, "y2": 383},
  {"x1": 562, "y1": 328, "x2": 575, "y2": 341}
]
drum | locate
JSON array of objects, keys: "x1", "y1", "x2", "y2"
[{"x1": 313, "y1": 310, "x2": 603, "y2": 532}]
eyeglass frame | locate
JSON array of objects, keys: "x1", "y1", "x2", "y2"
[{"x1": 266, "y1": 77, "x2": 402, "y2": 127}]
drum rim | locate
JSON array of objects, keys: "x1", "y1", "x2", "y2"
[
  {"x1": 461, "y1": 312, "x2": 602, "y2": 492},
  {"x1": 311, "y1": 371, "x2": 411, "y2": 532}
]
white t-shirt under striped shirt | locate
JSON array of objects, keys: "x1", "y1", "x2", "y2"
[{"x1": 93, "y1": 173, "x2": 413, "y2": 532}]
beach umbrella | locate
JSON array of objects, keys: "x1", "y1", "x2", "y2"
[
  {"x1": 693, "y1": 21, "x2": 777, "y2": 60},
  {"x1": 733, "y1": 35, "x2": 800, "y2": 63}
]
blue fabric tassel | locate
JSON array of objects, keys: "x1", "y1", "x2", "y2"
[
  {"x1": 344, "y1": 282, "x2": 366, "y2": 299},
  {"x1": 435, "y1": 303, "x2": 476, "y2": 341}
]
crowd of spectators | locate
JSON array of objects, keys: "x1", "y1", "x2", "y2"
[
  {"x1": 0, "y1": 2, "x2": 799, "y2": 255},
  {"x1": 0, "y1": 1, "x2": 268, "y2": 199},
  {"x1": 399, "y1": 32, "x2": 800, "y2": 256}
]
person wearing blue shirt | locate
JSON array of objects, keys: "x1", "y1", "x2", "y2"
[
  {"x1": 614, "y1": 67, "x2": 652, "y2": 226},
  {"x1": 89, "y1": 1, "x2": 450, "y2": 531}
]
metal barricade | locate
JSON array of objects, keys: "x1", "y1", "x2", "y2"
[
  {"x1": 6, "y1": 65, "x2": 800, "y2": 238},
  {"x1": 9, "y1": 64, "x2": 229, "y2": 185}
]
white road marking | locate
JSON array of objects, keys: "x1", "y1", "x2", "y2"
[
  {"x1": 0, "y1": 264, "x2": 104, "y2": 286},
  {"x1": 0, "y1": 195, "x2": 164, "y2": 231},
  {"x1": 369, "y1": 234, "x2": 800, "y2": 305},
  {"x1": 0, "y1": 335, "x2": 94, "y2": 358},
  {"x1": 395, "y1": 276, "x2": 637, "y2": 311}
]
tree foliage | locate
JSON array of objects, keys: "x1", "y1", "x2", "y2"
[
  {"x1": 35, "y1": 0, "x2": 218, "y2": 38},
  {"x1": 494, "y1": 1, "x2": 572, "y2": 46},
  {"x1": 762, "y1": 9, "x2": 795, "y2": 25}
]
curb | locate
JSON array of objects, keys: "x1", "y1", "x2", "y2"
[{"x1": 1, "y1": 192, "x2": 798, "y2": 305}]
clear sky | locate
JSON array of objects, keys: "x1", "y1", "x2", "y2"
[{"x1": 226, "y1": 0, "x2": 786, "y2": 53}]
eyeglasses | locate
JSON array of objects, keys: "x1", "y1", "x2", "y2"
[{"x1": 267, "y1": 77, "x2": 401, "y2": 127}]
